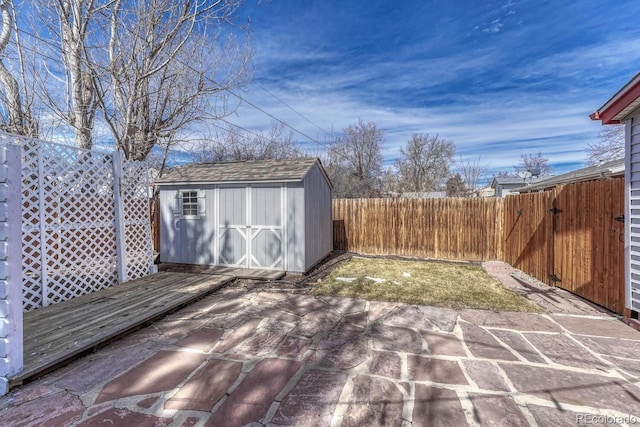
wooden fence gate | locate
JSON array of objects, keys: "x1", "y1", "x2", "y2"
[{"x1": 504, "y1": 177, "x2": 626, "y2": 315}]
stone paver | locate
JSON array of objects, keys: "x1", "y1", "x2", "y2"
[
  {"x1": 0, "y1": 390, "x2": 84, "y2": 426},
  {"x1": 370, "y1": 351, "x2": 402, "y2": 379},
  {"x1": 421, "y1": 330, "x2": 466, "y2": 356},
  {"x1": 551, "y1": 314, "x2": 640, "y2": 339},
  {"x1": 165, "y1": 359, "x2": 243, "y2": 411},
  {"x1": 408, "y1": 355, "x2": 468, "y2": 384},
  {"x1": 500, "y1": 363, "x2": 640, "y2": 416},
  {"x1": 523, "y1": 332, "x2": 608, "y2": 369},
  {"x1": 488, "y1": 329, "x2": 546, "y2": 363},
  {"x1": 572, "y1": 334, "x2": 640, "y2": 359},
  {"x1": 174, "y1": 327, "x2": 224, "y2": 352},
  {"x1": 272, "y1": 369, "x2": 348, "y2": 426},
  {"x1": 206, "y1": 358, "x2": 302, "y2": 427},
  {"x1": 372, "y1": 323, "x2": 423, "y2": 353},
  {"x1": 461, "y1": 309, "x2": 562, "y2": 332},
  {"x1": 76, "y1": 408, "x2": 172, "y2": 427},
  {"x1": 322, "y1": 335, "x2": 370, "y2": 369},
  {"x1": 462, "y1": 360, "x2": 510, "y2": 391},
  {"x1": 412, "y1": 385, "x2": 468, "y2": 427},
  {"x1": 468, "y1": 393, "x2": 529, "y2": 426},
  {"x1": 343, "y1": 375, "x2": 404, "y2": 427},
  {"x1": 95, "y1": 350, "x2": 206, "y2": 403},
  {"x1": 459, "y1": 322, "x2": 519, "y2": 361},
  {"x1": 2, "y1": 266, "x2": 640, "y2": 426}
]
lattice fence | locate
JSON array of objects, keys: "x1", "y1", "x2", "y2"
[{"x1": 6, "y1": 133, "x2": 153, "y2": 311}]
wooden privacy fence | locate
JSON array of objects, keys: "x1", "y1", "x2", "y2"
[
  {"x1": 333, "y1": 177, "x2": 627, "y2": 315},
  {"x1": 333, "y1": 197, "x2": 504, "y2": 261},
  {"x1": 503, "y1": 177, "x2": 626, "y2": 316}
]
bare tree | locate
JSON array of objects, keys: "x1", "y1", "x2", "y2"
[
  {"x1": 494, "y1": 170, "x2": 516, "y2": 178},
  {"x1": 586, "y1": 125, "x2": 625, "y2": 165},
  {"x1": 379, "y1": 166, "x2": 399, "y2": 196},
  {"x1": 193, "y1": 121, "x2": 302, "y2": 162},
  {"x1": 92, "y1": 0, "x2": 252, "y2": 160},
  {"x1": 514, "y1": 152, "x2": 553, "y2": 177},
  {"x1": 395, "y1": 133, "x2": 455, "y2": 192},
  {"x1": 326, "y1": 119, "x2": 385, "y2": 198},
  {"x1": 455, "y1": 155, "x2": 489, "y2": 195},
  {"x1": 0, "y1": 0, "x2": 37, "y2": 136},
  {"x1": 36, "y1": 0, "x2": 106, "y2": 149}
]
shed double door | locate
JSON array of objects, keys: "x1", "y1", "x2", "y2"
[{"x1": 217, "y1": 185, "x2": 284, "y2": 270}]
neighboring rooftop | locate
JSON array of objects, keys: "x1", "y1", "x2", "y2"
[
  {"x1": 156, "y1": 158, "x2": 325, "y2": 185},
  {"x1": 514, "y1": 158, "x2": 624, "y2": 193},
  {"x1": 491, "y1": 176, "x2": 531, "y2": 186}
]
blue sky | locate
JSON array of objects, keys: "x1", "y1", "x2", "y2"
[{"x1": 222, "y1": 0, "x2": 640, "y2": 177}]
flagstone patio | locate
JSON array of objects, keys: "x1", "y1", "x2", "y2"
[{"x1": 1, "y1": 268, "x2": 640, "y2": 426}]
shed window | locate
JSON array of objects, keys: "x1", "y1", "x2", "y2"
[{"x1": 181, "y1": 190, "x2": 199, "y2": 216}]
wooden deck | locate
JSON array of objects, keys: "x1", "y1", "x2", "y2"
[
  {"x1": 158, "y1": 263, "x2": 286, "y2": 280},
  {"x1": 11, "y1": 272, "x2": 234, "y2": 384}
]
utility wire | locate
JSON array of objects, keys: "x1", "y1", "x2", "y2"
[
  {"x1": 11, "y1": 25, "x2": 341, "y2": 156},
  {"x1": 253, "y1": 81, "x2": 333, "y2": 138}
]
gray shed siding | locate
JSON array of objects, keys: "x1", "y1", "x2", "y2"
[
  {"x1": 159, "y1": 184, "x2": 216, "y2": 265},
  {"x1": 626, "y1": 112, "x2": 640, "y2": 311},
  {"x1": 158, "y1": 162, "x2": 330, "y2": 272},
  {"x1": 286, "y1": 182, "x2": 305, "y2": 272},
  {"x1": 304, "y1": 164, "x2": 333, "y2": 270}
]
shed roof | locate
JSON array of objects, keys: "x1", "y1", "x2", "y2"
[
  {"x1": 514, "y1": 158, "x2": 624, "y2": 193},
  {"x1": 156, "y1": 157, "x2": 329, "y2": 186},
  {"x1": 591, "y1": 72, "x2": 640, "y2": 124}
]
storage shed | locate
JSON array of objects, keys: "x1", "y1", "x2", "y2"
[
  {"x1": 155, "y1": 158, "x2": 333, "y2": 273},
  {"x1": 591, "y1": 72, "x2": 640, "y2": 312}
]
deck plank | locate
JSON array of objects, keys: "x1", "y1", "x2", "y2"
[
  {"x1": 24, "y1": 273, "x2": 203, "y2": 333},
  {"x1": 13, "y1": 272, "x2": 234, "y2": 383}
]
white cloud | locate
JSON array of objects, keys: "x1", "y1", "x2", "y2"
[{"x1": 482, "y1": 19, "x2": 503, "y2": 34}]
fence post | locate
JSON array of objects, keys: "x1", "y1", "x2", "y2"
[
  {"x1": 0, "y1": 143, "x2": 23, "y2": 394},
  {"x1": 112, "y1": 151, "x2": 128, "y2": 283}
]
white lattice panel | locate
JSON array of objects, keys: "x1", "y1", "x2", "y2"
[
  {"x1": 122, "y1": 160, "x2": 153, "y2": 281},
  {"x1": 4, "y1": 132, "x2": 153, "y2": 311}
]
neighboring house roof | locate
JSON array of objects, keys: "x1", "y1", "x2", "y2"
[
  {"x1": 155, "y1": 157, "x2": 331, "y2": 186},
  {"x1": 515, "y1": 158, "x2": 624, "y2": 193},
  {"x1": 490, "y1": 176, "x2": 530, "y2": 188},
  {"x1": 591, "y1": 72, "x2": 640, "y2": 124},
  {"x1": 475, "y1": 187, "x2": 495, "y2": 197}
]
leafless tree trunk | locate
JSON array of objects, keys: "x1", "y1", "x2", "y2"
[
  {"x1": 395, "y1": 133, "x2": 455, "y2": 192},
  {"x1": 193, "y1": 121, "x2": 302, "y2": 162},
  {"x1": 326, "y1": 119, "x2": 385, "y2": 198},
  {"x1": 455, "y1": 155, "x2": 489, "y2": 195},
  {"x1": 93, "y1": 0, "x2": 252, "y2": 161},
  {"x1": 32, "y1": 0, "x2": 104, "y2": 148},
  {"x1": 514, "y1": 152, "x2": 553, "y2": 177},
  {"x1": 0, "y1": 0, "x2": 28, "y2": 135},
  {"x1": 586, "y1": 125, "x2": 625, "y2": 165},
  {"x1": 50, "y1": 0, "x2": 103, "y2": 150}
]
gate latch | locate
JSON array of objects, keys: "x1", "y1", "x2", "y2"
[
  {"x1": 549, "y1": 207, "x2": 562, "y2": 215},
  {"x1": 615, "y1": 215, "x2": 625, "y2": 223}
]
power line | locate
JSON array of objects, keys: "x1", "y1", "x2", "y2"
[
  {"x1": 224, "y1": 86, "x2": 325, "y2": 145},
  {"x1": 11, "y1": 25, "x2": 341, "y2": 156},
  {"x1": 253, "y1": 81, "x2": 333, "y2": 138}
]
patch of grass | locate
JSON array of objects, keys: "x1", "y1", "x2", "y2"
[{"x1": 312, "y1": 257, "x2": 541, "y2": 312}]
